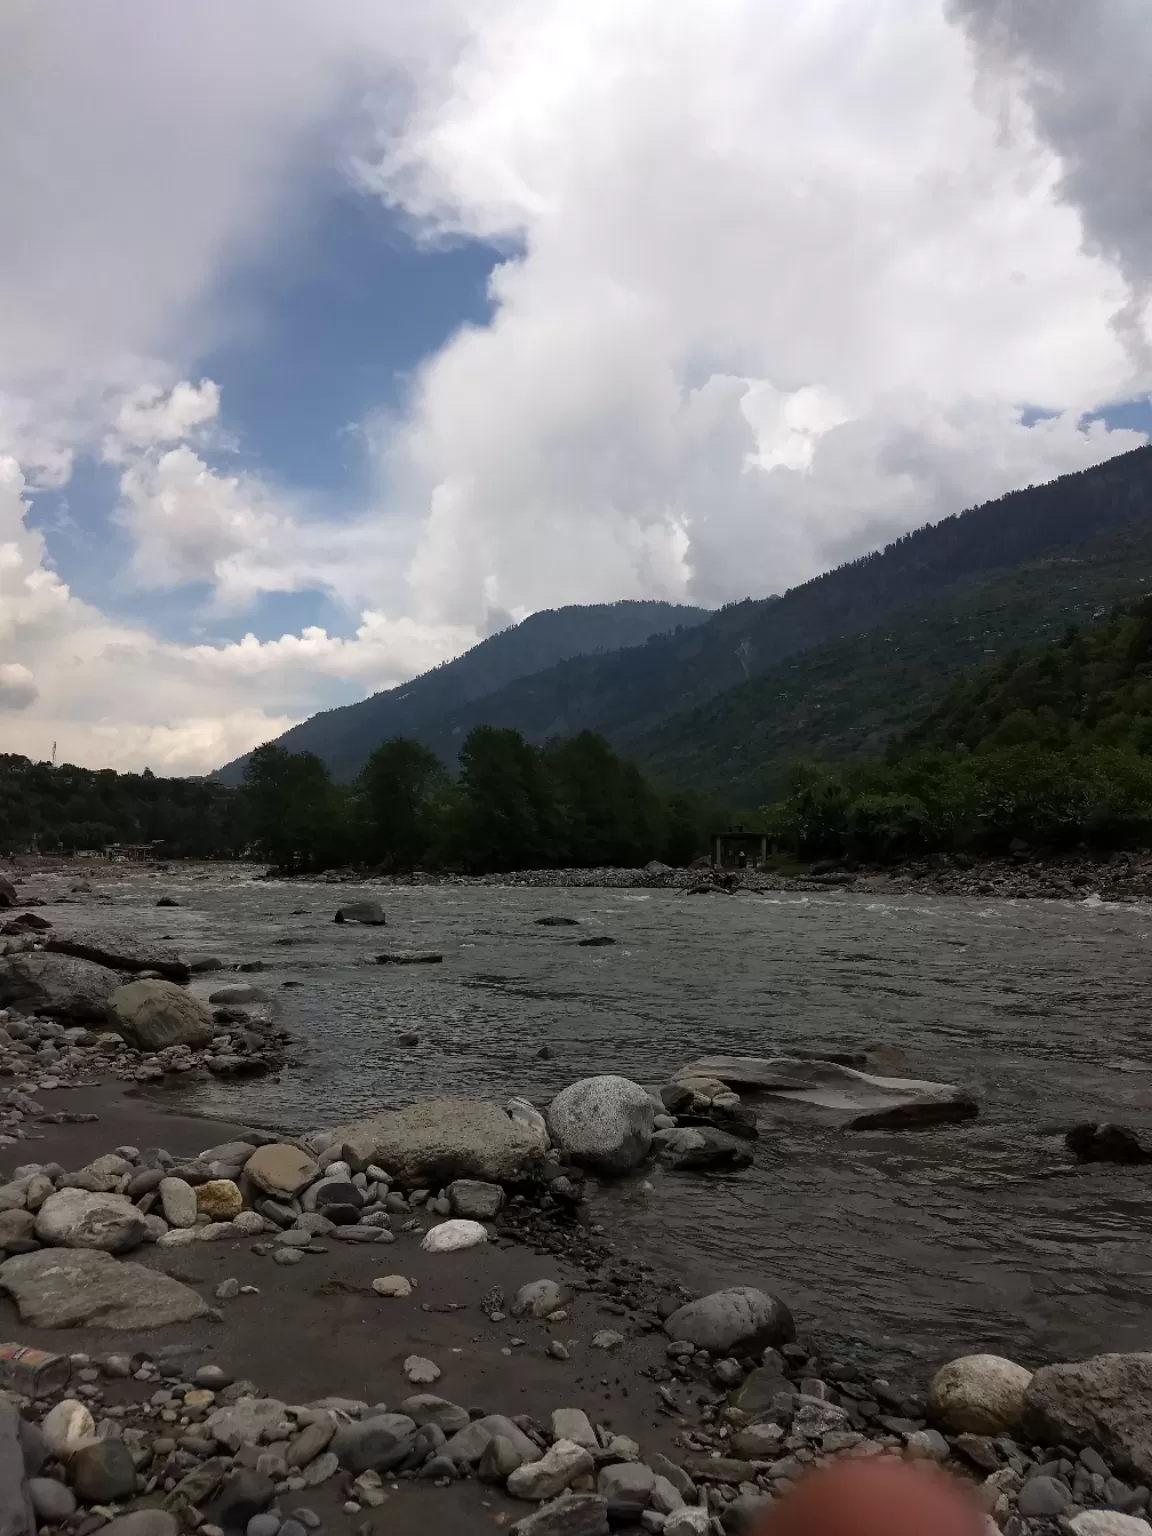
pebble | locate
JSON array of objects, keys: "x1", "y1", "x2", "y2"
[
  {"x1": 404, "y1": 1355, "x2": 441, "y2": 1385},
  {"x1": 1018, "y1": 1476, "x2": 1073, "y2": 1517},
  {"x1": 273, "y1": 1247, "x2": 304, "y2": 1266},
  {"x1": 216, "y1": 1277, "x2": 241, "y2": 1300},
  {"x1": 372, "y1": 1274, "x2": 413, "y2": 1298},
  {"x1": 591, "y1": 1330, "x2": 625, "y2": 1352}
]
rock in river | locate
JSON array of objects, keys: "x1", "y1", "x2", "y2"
[
  {"x1": 322, "y1": 1097, "x2": 547, "y2": 1184},
  {"x1": 334, "y1": 901, "x2": 386, "y2": 926},
  {"x1": 1022, "y1": 1352, "x2": 1152, "y2": 1481},
  {"x1": 35, "y1": 1189, "x2": 147, "y2": 1253},
  {"x1": 929, "y1": 1354, "x2": 1032, "y2": 1434},
  {"x1": 0, "y1": 952, "x2": 120, "y2": 1021},
  {"x1": 677, "y1": 1055, "x2": 977, "y2": 1129},
  {"x1": 0, "y1": 1247, "x2": 212, "y2": 1327},
  {"x1": 547, "y1": 1075, "x2": 655, "y2": 1174},
  {"x1": 1066, "y1": 1123, "x2": 1152, "y2": 1164},
  {"x1": 651, "y1": 1126, "x2": 754, "y2": 1171},
  {"x1": 108, "y1": 978, "x2": 216, "y2": 1051},
  {"x1": 45, "y1": 933, "x2": 190, "y2": 982},
  {"x1": 208, "y1": 985, "x2": 270, "y2": 1005},
  {"x1": 664, "y1": 1287, "x2": 795, "y2": 1355}
]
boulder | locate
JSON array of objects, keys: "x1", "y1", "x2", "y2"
[
  {"x1": 1070, "y1": 1516, "x2": 1152, "y2": 1536},
  {"x1": 664, "y1": 1287, "x2": 794, "y2": 1355},
  {"x1": 40, "y1": 1399, "x2": 95, "y2": 1457},
  {"x1": 0, "y1": 1247, "x2": 212, "y2": 1327},
  {"x1": 334, "y1": 902, "x2": 386, "y2": 926},
  {"x1": 929, "y1": 1354, "x2": 1032, "y2": 1434},
  {"x1": 0, "y1": 1209, "x2": 36, "y2": 1248},
  {"x1": 245, "y1": 1143, "x2": 318, "y2": 1198},
  {"x1": 547, "y1": 1076, "x2": 655, "y2": 1174},
  {"x1": 325, "y1": 1097, "x2": 547, "y2": 1185},
  {"x1": 0, "y1": 874, "x2": 16, "y2": 907},
  {"x1": 45, "y1": 934, "x2": 190, "y2": 982},
  {"x1": 651, "y1": 1127, "x2": 754, "y2": 1171},
  {"x1": 598, "y1": 1463, "x2": 656, "y2": 1510},
  {"x1": 331, "y1": 1413, "x2": 416, "y2": 1473},
  {"x1": 0, "y1": 952, "x2": 120, "y2": 1021},
  {"x1": 399, "y1": 1396, "x2": 471, "y2": 1435},
  {"x1": 1066, "y1": 1123, "x2": 1152, "y2": 1164},
  {"x1": 107, "y1": 979, "x2": 215, "y2": 1051},
  {"x1": 507, "y1": 1097, "x2": 549, "y2": 1142},
  {"x1": 206, "y1": 1398, "x2": 296, "y2": 1452},
  {"x1": 676, "y1": 1056, "x2": 977, "y2": 1129},
  {"x1": 35, "y1": 1189, "x2": 147, "y2": 1253},
  {"x1": 448, "y1": 1180, "x2": 505, "y2": 1219},
  {"x1": 508, "y1": 1440, "x2": 594, "y2": 1501},
  {"x1": 70, "y1": 1439, "x2": 137, "y2": 1502},
  {"x1": 1022, "y1": 1353, "x2": 1152, "y2": 1480},
  {"x1": 513, "y1": 1279, "x2": 572, "y2": 1318}
]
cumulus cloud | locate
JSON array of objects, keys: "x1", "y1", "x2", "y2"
[
  {"x1": 0, "y1": 455, "x2": 480, "y2": 772},
  {"x1": 359, "y1": 0, "x2": 1147, "y2": 625},
  {"x1": 947, "y1": 0, "x2": 1152, "y2": 368}
]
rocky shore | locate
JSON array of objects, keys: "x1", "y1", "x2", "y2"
[{"x1": 5, "y1": 863, "x2": 1152, "y2": 1536}]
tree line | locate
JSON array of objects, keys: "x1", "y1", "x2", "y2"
[
  {"x1": 759, "y1": 596, "x2": 1152, "y2": 861},
  {"x1": 243, "y1": 726, "x2": 714, "y2": 873}
]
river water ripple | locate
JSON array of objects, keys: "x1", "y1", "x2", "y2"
[{"x1": 47, "y1": 868, "x2": 1152, "y2": 1371}]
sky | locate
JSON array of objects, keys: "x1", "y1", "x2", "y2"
[{"x1": 1, "y1": 0, "x2": 1150, "y2": 776}]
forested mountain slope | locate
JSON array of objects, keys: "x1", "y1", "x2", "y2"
[
  {"x1": 386, "y1": 447, "x2": 1152, "y2": 765},
  {"x1": 214, "y1": 599, "x2": 706, "y2": 784},
  {"x1": 630, "y1": 523, "x2": 1152, "y2": 803}
]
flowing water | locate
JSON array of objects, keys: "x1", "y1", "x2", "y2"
[{"x1": 45, "y1": 867, "x2": 1152, "y2": 1371}]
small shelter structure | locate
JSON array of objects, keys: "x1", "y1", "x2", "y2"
[{"x1": 711, "y1": 826, "x2": 768, "y2": 869}]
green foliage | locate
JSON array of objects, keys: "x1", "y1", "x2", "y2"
[
  {"x1": 0, "y1": 754, "x2": 244, "y2": 857},
  {"x1": 245, "y1": 727, "x2": 715, "y2": 873},
  {"x1": 357, "y1": 737, "x2": 447, "y2": 870},
  {"x1": 758, "y1": 597, "x2": 1152, "y2": 860},
  {"x1": 242, "y1": 743, "x2": 351, "y2": 871}
]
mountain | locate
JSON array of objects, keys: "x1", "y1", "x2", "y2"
[
  {"x1": 217, "y1": 445, "x2": 1152, "y2": 789},
  {"x1": 629, "y1": 521, "x2": 1152, "y2": 803},
  {"x1": 214, "y1": 600, "x2": 708, "y2": 784},
  {"x1": 365, "y1": 446, "x2": 1152, "y2": 768}
]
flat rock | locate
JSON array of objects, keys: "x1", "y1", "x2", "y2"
[
  {"x1": 45, "y1": 934, "x2": 190, "y2": 982},
  {"x1": 399, "y1": 1395, "x2": 471, "y2": 1435},
  {"x1": 547, "y1": 1075, "x2": 655, "y2": 1174},
  {"x1": 246, "y1": 1143, "x2": 318, "y2": 1198},
  {"x1": 509, "y1": 1439, "x2": 594, "y2": 1501},
  {"x1": 325, "y1": 1097, "x2": 547, "y2": 1184},
  {"x1": 375, "y1": 951, "x2": 442, "y2": 964},
  {"x1": 0, "y1": 952, "x2": 120, "y2": 1021},
  {"x1": 678, "y1": 1055, "x2": 977, "y2": 1128},
  {"x1": 208, "y1": 985, "x2": 270, "y2": 1005},
  {"x1": 331, "y1": 1413, "x2": 415, "y2": 1473},
  {"x1": 334, "y1": 902, "x2": 386, "y2": 926},
  {"x1": 35, "y1": 1188, "x2": 147, "y2": 1252},
  {"x1": 0, "y1": 1247, "x2": 212, "y2": 1326},
  {"x1": 108, "y1": 978, "x2": 216, "y2": 1050}
]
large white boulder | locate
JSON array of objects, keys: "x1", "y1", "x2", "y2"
[
  {"x1": 34, "y1": 1189, "x2": 146, "y2": 1253},
  {"x1": 929, "y1": 1353, "x2": 1033, "y2": 1434},
  {"x1": 547, "y1": 1075, "x2": 655, "y2": 1174}
]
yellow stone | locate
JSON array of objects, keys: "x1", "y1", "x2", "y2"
[{"x1": 195, "y1": 1179, "x2": 243, "y2": 1220}]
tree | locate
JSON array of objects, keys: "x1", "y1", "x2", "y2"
[
  {"x1": 357, "y1": 738, "x2": 446, "y2": 869},
  {"x1": 451, "y1": 726, "x2": 559, "y2": 871},
  {"x1": 243, "y1": 743, "x2": 349, "y2": 869}
]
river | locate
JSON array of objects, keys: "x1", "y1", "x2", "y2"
[{"x1": 44, "y1": 865, "x2": 1152, "y2": 1374}]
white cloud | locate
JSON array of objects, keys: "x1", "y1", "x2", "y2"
[
  {"x1": 361, "y1": 0, "x2": 1148, "y2": 625},
  {"x1": 0, "y1": 455, "x2": 479, "y2": 773},
  {"x1": 0, "y1": 0, "x2": 1149, "y2": 772}
]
